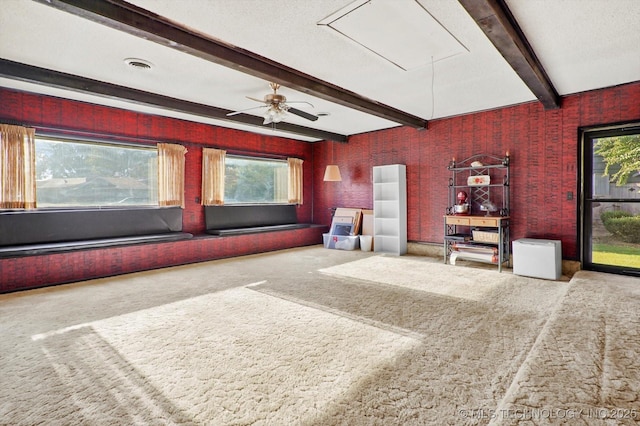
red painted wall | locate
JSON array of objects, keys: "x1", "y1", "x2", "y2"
[
  {"x1": 0, "y1": 89, "x2": 323, "y2": 292},
  {"x1": 312, "y1": 82, "x2": 640, "y2": 260},
  {"x1": 1, "y1": 82, "x2": 639, "y2": 291}
]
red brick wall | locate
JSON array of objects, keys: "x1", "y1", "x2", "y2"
[
  {"x1": 0, "y1": 228, "x2": 323, "y2": 292},
  {"x1": 1, "y1": 82, "x2": 639, "y2": 291},
  {"x1": 0, "y1": 89, "x2": 322, "y2": 292},
  {"x1": 313, "y1": 82, "x2": 640, "y2": 260}
]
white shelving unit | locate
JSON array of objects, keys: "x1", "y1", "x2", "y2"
[{"x1": 373, "y1": 164, "x2": 407, "y2": 255}]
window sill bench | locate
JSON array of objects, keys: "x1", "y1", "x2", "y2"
[
  {"x1": 0, "y1": 232, "x2": 193, "y2": 258},
  {"x1": 205, "y1": 223, "x2": 317, "y2": 236}
]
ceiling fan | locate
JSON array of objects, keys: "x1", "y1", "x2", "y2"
[{"x1": 227, "y1": 82, "x2": 319, "y2": 125}]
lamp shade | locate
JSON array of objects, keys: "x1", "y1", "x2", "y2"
[{"x1": 323, "y1": 165, "x2": 342, "y2": 181}]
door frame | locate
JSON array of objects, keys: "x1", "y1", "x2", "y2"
[{"x1": 579, "y1": 120, "x2": 640, "y2": 276}]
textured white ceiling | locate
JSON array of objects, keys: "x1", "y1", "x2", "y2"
[
  {"x1": 0, "y1": 0, "x2": 638, "y2": 141},
  {"x1": 318, "y1": 0, "x2": 469, "y2": 70},
  {"x1": 505, "y1": 0, "x2": 640, "y2": 94}
]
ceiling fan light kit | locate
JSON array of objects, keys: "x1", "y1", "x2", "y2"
[
  {"x1": 229, "y1": 82, "x2": 319, "y2": 125},
  {"x1": 263, "y1": 106, "x2": 287, "y2": 125}
]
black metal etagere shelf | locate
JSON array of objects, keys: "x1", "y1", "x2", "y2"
[{"x1": 444, "y1": 153, "x2": 511, "y2": 271}]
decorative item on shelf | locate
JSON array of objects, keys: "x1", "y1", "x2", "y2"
[
  {"x1": 454, "y1": 190, "x2": 470, "y2": 215},
  {"x1": 453, "y1": 204, "x2": 469, "y2": 214},
  {"x1": 502, "y1": 150, "x2": 510, "y2": 166},
  {"x1": 479, "y1": 200, "x2": 498, "y2": 216},
  {"x1": 470, "y1": 160, "x2": 484, "y2": 167},
  {"x1": 467, "y1": 175, "x2": 490, "y2": 186}
]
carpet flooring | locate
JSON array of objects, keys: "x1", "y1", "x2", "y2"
[{"x1": 1, "y1": 246, "x2": 638, "y2": 425}]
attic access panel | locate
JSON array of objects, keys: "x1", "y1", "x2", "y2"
[{"x1": 319, "y1": 0, "x2": 467, "y2": 71}]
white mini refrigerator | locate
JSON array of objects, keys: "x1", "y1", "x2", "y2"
[{"x1": 512, "y1": 239, "x2": 562, "y2": 280}]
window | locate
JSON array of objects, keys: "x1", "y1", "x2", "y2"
[
  {"x1": 35, "y1": 137, "x2": 158, "y2": 207},
  {"x1": 224, "y1": 155, "x2": 288, "y2": 204}
]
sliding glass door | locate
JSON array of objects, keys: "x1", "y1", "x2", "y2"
[{"x1": 582, "y1": 124, "x2": 640, "y2": 276}]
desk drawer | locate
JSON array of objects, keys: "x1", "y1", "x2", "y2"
[
  {"x1": 446, "y1": 216, "x2": 470, "y2": 226},
  {"x1": 470, "y1": 217, "x2": 499, "y2": 227}
]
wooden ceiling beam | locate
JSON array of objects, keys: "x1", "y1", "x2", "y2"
[
  {"x1": 32, "y1": 0, "x2": 428, "y2": 129},
  {"x1": 0, "y1": 59, "x2": 348, "y2": 142},
  {"x1": 458, "y1": 0, "x2": 560, "y2": 110}
]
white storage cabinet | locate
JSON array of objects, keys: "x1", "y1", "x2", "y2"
[{"x1": 373, "y1": 164, "x2": 407, "y2": 255}]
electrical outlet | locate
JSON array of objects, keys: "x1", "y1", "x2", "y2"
[{"x1": 566, "y1": 191, "x2": 573, "y2": 200}]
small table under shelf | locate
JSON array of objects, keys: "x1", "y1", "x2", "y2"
[{"x1": 444, "y1": 215, "x2": 510, "y2": 272}]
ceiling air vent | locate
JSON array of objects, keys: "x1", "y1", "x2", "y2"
[{"x1": 124, "y1": 58, "x2": 153, "y2": 70}]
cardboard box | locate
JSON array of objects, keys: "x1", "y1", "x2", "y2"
[
  {"x1": 333, "y1": 208, "x2": 362, "y2": 235},
  {"x1": 361, "y1": 209, "x2": 373, "y2": 235},
  {"x1": 361, "y1": 209, "x2": 374, "y2": 250}
]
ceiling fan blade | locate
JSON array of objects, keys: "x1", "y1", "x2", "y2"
[
  {"x1": 246, "y1": 96, "x2": 265, "y2": 103},
  {"x1": 226, "y1": 105, "x2": 266, "y2": 116},
  {"x1": 286, "y1": 101, "x2": 315, "y2": 108},
  {"x1": 288, "y1": 107, "x2": 319, "y2": 121}
]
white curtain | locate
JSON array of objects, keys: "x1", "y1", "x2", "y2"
[
  {"x1": 202, "y1": 148, "x2": 226, "y2": 205},
  {"x1": 0, "y1": 124, "x2": 36, "y2": 209},
  {"x1": 287, "y1": 157, "x2": 303, "y2": 205},
  {"x1": 157, "y1": 143, "x2": 187, "y2": 208}
]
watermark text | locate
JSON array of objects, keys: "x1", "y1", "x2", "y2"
[{"x1": 457, "y1": 407, "x2": 638, "y2": 421}]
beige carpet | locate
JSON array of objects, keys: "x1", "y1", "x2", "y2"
[
  {"x1": 495, "y1": 270, "x2": 640, "y2": 425},
  {"x1": 0, "y1": 246, "x2": 637, "y2": 425}
]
